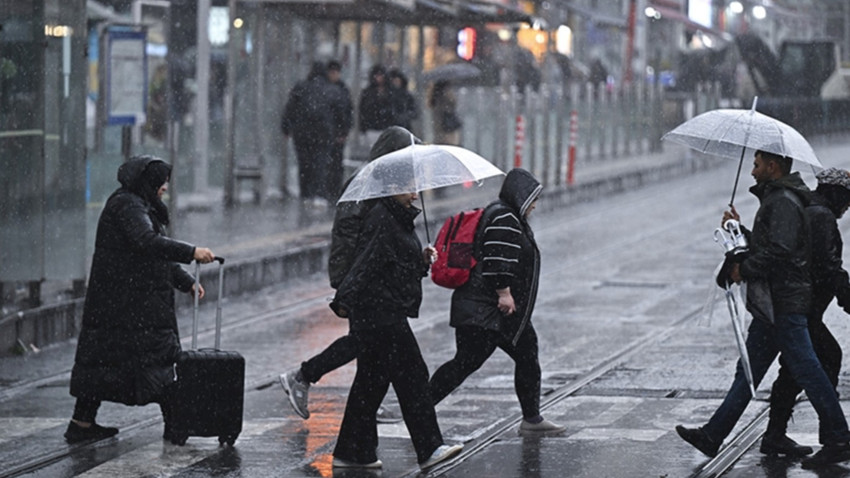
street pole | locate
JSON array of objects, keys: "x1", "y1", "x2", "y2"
[
  {"x1": 224, "y1": 0, "x2": 237, "y2": 206},
  {"x1": 195, "y1": 0, "x2": 211, "y2": 194}
]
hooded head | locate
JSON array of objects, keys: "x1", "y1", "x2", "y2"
[
  {"x1": 117, "y1": 155, "x2": 172, "y2": 224},
  {"x1": 816, "y1": 167, "x2": 850, "y2": 217},
  {"x1": 499, "y1": 168, "x2": 542, "y2": 218},
  {"x1": 309, "y1": 61, "x2": 328, "y2": 80},
  {"x1": 368, "y1": 126, "x2": 421, "y2": 161},
  {"x1": 368, "y1": 64, "x2": 387, "y2": 86}
]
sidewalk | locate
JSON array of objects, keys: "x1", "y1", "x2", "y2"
[{"x1": 0, "y1": 144, "x2": 716, "y2": 357}]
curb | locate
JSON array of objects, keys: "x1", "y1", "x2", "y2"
[{"x1": 0, "y1": 154, "x2": 719, "y2": 357}]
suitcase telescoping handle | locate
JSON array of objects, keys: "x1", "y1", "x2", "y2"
[{"x1": 193, "y1": 257, "x2": 226, "y2": 350}]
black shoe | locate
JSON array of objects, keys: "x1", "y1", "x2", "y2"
[
  {"x1": 64, "y1": 421, "x2": 119, "y2": 444},
  {"x1": 760, "y1": 434, "x2": 813, "y2": 457},
  {"x1": 802, "y1": 443, "x2": 850, "y2": 469},
  {"x1": 676, "y1": 425, "x2": 720, "y2": 458}
]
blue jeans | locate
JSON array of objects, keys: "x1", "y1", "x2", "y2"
[{"x1": 703, "y1": 314, "x2": 850, "y2": 445}]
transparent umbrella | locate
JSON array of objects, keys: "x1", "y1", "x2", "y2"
[
  {"x1": 662, "y1": 97, "x2": 822, "y2": 206},
  {"x1": 338, "y1": 143, "x2": 505, "y2": 241}
]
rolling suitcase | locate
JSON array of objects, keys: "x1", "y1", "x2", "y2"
[{"x1": 169, "y1": 257, "x2": 244, "y2": 446}]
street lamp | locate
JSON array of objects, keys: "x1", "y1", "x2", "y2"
[{"x1": 752, "y1": 5, "x2": 766, "y2": 20}]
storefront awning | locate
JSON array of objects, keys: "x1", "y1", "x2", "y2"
[{"x1": 244, "y1": 0, "x2": 532, "y2": 25}]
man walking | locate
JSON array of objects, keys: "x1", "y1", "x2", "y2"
[
  {"x1": 760, "y1": 167, "x2": 850, "y2": 456},
  {"x1": 676, "y1": 150, "x2": 850, "y2": 469}
]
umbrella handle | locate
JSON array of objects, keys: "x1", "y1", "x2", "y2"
[{"x1": 420, "y1": 193, "x2": 431, "y2": 244}]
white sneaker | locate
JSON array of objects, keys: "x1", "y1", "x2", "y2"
[
  {"x1": 518, "y1": 417, "x2": 566, "y2": 436},
  {"x1": 419, "y1": 443, "x2": 463, "y2": 470},
  {"x1": 279, "y1": 371, "x2": 310, "y2": 419},
  {"x1": 332, "y1": 457, "x2": 383, "y2": 468},
  {"x1": 376, "y1": 405, "x2": 403, "y2": 424}
]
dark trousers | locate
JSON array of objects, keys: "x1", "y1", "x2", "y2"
[
  {"x1": 333, "y1": 321, "x2": 443, "y2": 464},
  {"x1": 767, "y1": 317, "x2": 843, "y2": 435},
  {"x1": 328, "y1": 142, "x2": 345, "y2": 200},
  {"x1": 300, "y1": 333, "x2": 360, "y2": 384},
  {"x1": 72, "y1": 397, "x2": 101, "y2": 423},
  {"x1": 428, "y1": 324, "x2": 541, "y2": 419},
  {"x1": 293, "y1": 138, "x2": 332, "y2": 200}
]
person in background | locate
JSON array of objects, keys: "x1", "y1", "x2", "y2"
[
  {"x1": 428, "y1": 79, "x2": 462, "y2": 146},
  {"x1": 388, "y1": 68, "x2": 418, "y2": 132},
  {"x1": 427, "y1": 168, "x2": 566, "y2": 437},
  {"x1": 65, "y1": 155, "x2": 216, "y2": 444},
  {"x1": 358, "y1": 64, "x2": 394, "y2": 146},
  {"x1": 326, "y1": 60, "x2": 353, "y2": 200},
  {"x1": 760, "y1": 167, "x2": 850, "y2": 457},
  {"x1": 281, "y1": 61, "x2": 338, "y2": 207}
]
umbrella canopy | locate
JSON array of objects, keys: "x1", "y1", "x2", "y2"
[
  {"x1": 338, "y1": 144, "x2": 505, "y2": 242},
  {"x1": 338, "y1": 144, "x2": 504, "y2": 203},
  {"x1": 662, "y1": 97, "x2": 822, "y2": 205},
  {"x1": 421, "y1": 63, "x2": 481, "y2": 83}
]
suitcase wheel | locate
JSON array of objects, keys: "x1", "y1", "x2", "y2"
[
  {"x1": 219, "y1": 435, "x2": 238, "y2": 446},
  {"x1": 171, "y1": 434, "x2": 188, "y2": 446}
]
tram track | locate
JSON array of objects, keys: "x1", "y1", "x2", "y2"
[{"x1": 3, "y1": 171, "x2": 769, "y2": 477}]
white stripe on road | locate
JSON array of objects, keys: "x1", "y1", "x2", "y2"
[{"x1": 76, "y1": 420, "x2": 282, "y2": 478}]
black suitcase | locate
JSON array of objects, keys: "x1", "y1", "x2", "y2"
[{"x1": 169, "y1": 257, "x2": 244, "y2": 446}]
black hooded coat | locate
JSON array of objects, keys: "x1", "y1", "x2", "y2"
[
  {"x1": 70, "y1": 157, "x2": 196, "y2": 406},
  {"x1": 450, "y1": 169, "x2": 542, "y2": 344}
]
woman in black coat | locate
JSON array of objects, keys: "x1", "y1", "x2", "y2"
[
  {"x1": 329, "y1": 167, "x2": 462, "y2": 471},
  {"x1": 65, "y1": 155, "x2": 215, "y2": 444},
  {"x1": 428, "y1": 168, "x2": 565, "y2": 436}
]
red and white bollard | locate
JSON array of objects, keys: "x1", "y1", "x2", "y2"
[
  {"x1": 567, "y1": 110, "x2": 578, "y2": 186},
  {"x1": 514, "y1": 115, "x2": 525, "y2": 168}
]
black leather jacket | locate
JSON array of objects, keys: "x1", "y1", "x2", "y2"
[
  {"x1": 741, "y1": 172, "x2": 812, "y2": 319},
  {"x1": 807, "y1": 191, "x2": 850, "y2": 320}
]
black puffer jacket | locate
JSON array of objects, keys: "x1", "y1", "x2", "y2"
[
  {"x1": 281, "y1": 62, "x2": 338, "y2": 144},
  {"x1": 70, "y1": 157, "x2": 196, "y2": 406},
  {"x1": 331, "y1": 197, "x2": 429, "y2": 330},
  {"x1": 450, "y1": 169, "x2": 542, "y2": 344},
  {"x1": 741, "y1": 172, "x2": 812, "y2": 319},
  {"x1": 807, "y1": 191, "x2": 850, "y2": 319},
  {"x1": 328, "y1": 127, "x2": 420, "y2": 288}
]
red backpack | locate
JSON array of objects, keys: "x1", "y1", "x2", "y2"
[{"x1": 431, "y1": 208, "x2": 486, "y2": 289}]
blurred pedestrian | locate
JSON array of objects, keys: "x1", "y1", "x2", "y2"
[
  {"x1": 428, "y1": 79, "x2": 462, "y2": 146},
  {"x1": 761, "y1": 167, "x2": 850, "y2": 456},
  {"x1": 326, "y1": 156, "x2": 462, "y2": 471},
  {"x1": 326, "y1": 60, "x2": 353, "y2": 200},
  {"x1": 427, "y1": 168, "x2": 565, "y2": 437},
  {"x1": 676, "y1": 151, "x2": 850, "y2": 469},
  {"x1": 279, "y1": 126, "x2": 420, "y2": 424},
  {"x1": 358, "y1": 64, "x2": 394, "y2": 146},
  {"x1": 388, "y1": 68, "x2": 418, "y2": 132},
  {"x1": 281, "y1": 61, "x2": 337, "y2": 207},
  {"x1": 66, "y1": 155, "x2": 216, "y2": 444},
  {"x1": 146, "y1": 64, "x2": 168, "y2": 142}
]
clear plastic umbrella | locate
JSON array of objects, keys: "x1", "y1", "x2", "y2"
[
  {"x1": 662, "y1": 97, "x2": 822, "y2": 206},
  {"x1": 337, "y1": 143, "x2": 505, "y2": 242}
]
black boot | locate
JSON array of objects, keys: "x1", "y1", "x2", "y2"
[
  {"x1": 64, "y1": 421, "x2": 119, "y2": 444},
  {"x1": 760, "y1": 433, "x2": 813, "y2": 457},
  {"x1": 802, "y1": 443, "x2": 850, "y2": 469},
  {"x1": 676, "y1": 425, "x2": 720, "y2": 458}
]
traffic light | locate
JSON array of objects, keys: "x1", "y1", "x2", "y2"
[{"x1": 457, "y1": 27, "x2": 476, "y2": 61}]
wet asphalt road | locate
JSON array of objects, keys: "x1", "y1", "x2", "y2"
[{"x1": 5, "y1": 139, "x2": 850, "y2": 477}]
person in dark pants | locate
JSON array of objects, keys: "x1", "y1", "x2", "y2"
[
  {"x1": 328, "y1": 162, "x2": 461, "y2": 471},
  {"x1": 358, "y1": 64, "x2": 394, "y2": 145},
  {"x1": 427, "y1": 168, "x2": 565, "y2": 436},
  {"x1": 326, "y1": 60, "x2": 353, "y2": 200},
  {"x1": 66, "y1": 155, "x2": 216, "y2": 444},
  {"x1": 761, "y1": 167, "x2": 850, "y2": 456},
  {"x1": 388, "y1": 68, "x2": 418, "y2": 132},
  {"x1": 279, "y1": 127, "x2": 420, "y2": 423},
  {"x1": 281, "y1": 61, "x2": 338, "y2": 206},
  {"x1": 676, "y1": 151, "x2": 850, "y2": 469}
]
